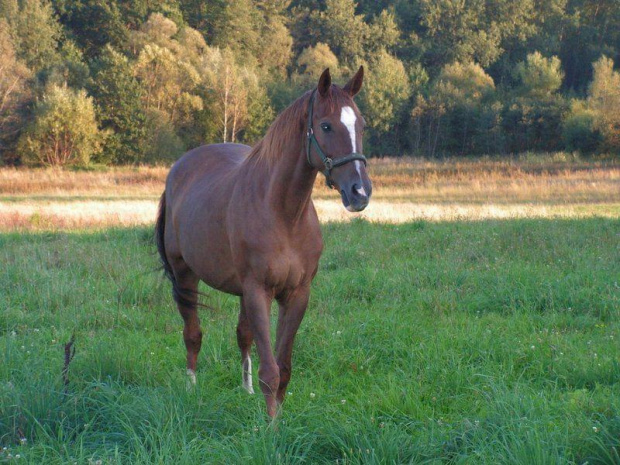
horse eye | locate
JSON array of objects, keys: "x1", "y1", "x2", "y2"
[{"x1": 320, "y1": 122, "x2": 331, "y2": 132}]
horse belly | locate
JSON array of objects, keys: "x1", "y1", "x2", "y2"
[
  {"x1": 179, "y1": 213, "x2": 243, "y2": 296},
  {"x1": 171, "y1": 197, "x2": 240, "y2": 295}
]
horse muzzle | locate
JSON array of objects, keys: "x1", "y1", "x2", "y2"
[{"x1": 340, "y1": 179, "x2": 372, "y2": 212}]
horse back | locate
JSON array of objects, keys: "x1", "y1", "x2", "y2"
[{"x1": 166, "y1": 143, "x2": 249, "y2": 198}]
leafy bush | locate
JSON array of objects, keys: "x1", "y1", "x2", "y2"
[
  {"x1": 18, "y1": 85, "x2": 106, "y2": 167},
  {"x1": 562, "y1": 102, "x2": 601, "y2": 153}
]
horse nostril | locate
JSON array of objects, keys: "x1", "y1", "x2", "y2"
[{"x1": 352, "y1": 183, "x2": 367, "y2": 197}]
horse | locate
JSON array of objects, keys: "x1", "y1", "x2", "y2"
[{"x1": 155, "y1": 67, "x2": 372, "y2": 418}]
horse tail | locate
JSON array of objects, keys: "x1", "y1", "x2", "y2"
[
  {"x1": 155, "y1": 191, "x2": 176, "y2": 292},
  {"x1": 156, "y1": 191, "x2": 210, "y2": 309},
  {"x1": 155, "y1": 191, "x2": 194, "y2": 308}
]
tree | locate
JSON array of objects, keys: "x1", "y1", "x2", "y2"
[
  {"x1": 434, "y1": 61, "x2": 497, "y2": 154},
  {"x1": 254, "y1": 15, "x2": 293, "y2": 77},
  {"x1": 411, "y1": 61, "x2": 498, "y2": 156},
  {"x1": 562, "y1": 100, "x2": 601, "y2": 153},
  {"x1": 588, "y1": 56, "x2": 620, "y2": 152},
  {"x1": 239, "y1": 77, "x2": 274, "y2": 144},
  {"x1": 202, "y1": 47, "x2": 261, "y2": 143},
  {"x1": 127, "y1": 12, "x2": 181, "y2": 56},
  {"x1": 135, "y1": 43, "x2": 202, "y2": 123},
  {"x1": 90, "y1": 46, "x2": 147, "y2": 164},
  {"x1": 366, "y1": 10, "x2": 400, "y2": 56},
  {"x1": 435, "y1": 61, "x2": 496, "y2": 104},
  {"x1": 142, "y1": 109, "x2": 185, "y2": 163},
  {"x1": 128, "y1": 13, "x2": 205, "y2": 151},
  {"x1": 502, "y1": 52, "x2": 567, "y2": 153},
  {"x1": 18, "y1": 84, "x2": 106, "y2": 166},
  {"x1": 559, "y1": 0, "x2": 620, "y2": 92},
  {"x1": 208, "y1": 0, "x2": 261, "y2": 63},
  {"x1": 1, "y1": 0, "x2": 61, "y2": 73},
  {"x1": 418, "y1": 0, "x2": 502, "y2": 69},
  {"x1": 0, "y1": 19, "x2": 32, "y2": 164},
  {"x1": 359, "y1": 50, "x2": 411, "y2": 153},
  {"x1": 514, "y1": 51, "x2": 564, "y2": 98},
  {"x1": 53, "y1": 0, "x2": 128, "y2": 59},
  {"x1": 295, "y1": 43, "x2": 341, "y2": 83},
  {"x1": 312, "y1": 0, "x2": 370, "y2": 66},
  {"x1": 40, "y1": 40, "x2": 90, "y2": 90}
]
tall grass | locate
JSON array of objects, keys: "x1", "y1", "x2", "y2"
[{"x1": 1, "y1": 218, "x2": 618, "y2": 463}]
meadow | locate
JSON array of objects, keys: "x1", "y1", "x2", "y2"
[{"x1": 0, "y1": 154, "x2": 619, "y2": 463}]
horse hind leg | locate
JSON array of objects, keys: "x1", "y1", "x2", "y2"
[
  {"x1": 237, "y1": 297, "x2": 255, "y2": 394},
  {"x1": 171, "y1": 262, "x2": 202, "y2": 385}
]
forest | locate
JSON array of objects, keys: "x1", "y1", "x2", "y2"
[{"x1": 0, "y1": 0, "x2": 619, "y2": 166}]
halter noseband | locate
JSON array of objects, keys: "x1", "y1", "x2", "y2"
[{"x1": 305, "y1": 89, "x2": 367, "y2": 189}]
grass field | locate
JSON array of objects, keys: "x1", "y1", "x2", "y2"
[{"x1": 1, "y1": 154, "x2": 619, "y2": 463}]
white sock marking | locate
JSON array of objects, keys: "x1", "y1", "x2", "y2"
[
  {"x1": 242, "y1": 357, "x2": 254, "y2": 394},
  {"x1": 187, "y1": 369, "x2": 196, "y2": 387}
]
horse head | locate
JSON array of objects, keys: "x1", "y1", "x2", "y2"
[{"x1": 306, "y1": 67, "x2": 372, "y2": 212}]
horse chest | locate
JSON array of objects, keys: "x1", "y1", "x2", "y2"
[
  {"x1": 238, "y1": 228, "x2": 322, "y2": 292},
  {"x1": 266, "y1": 247, "x2": 318, "y2": 291}
]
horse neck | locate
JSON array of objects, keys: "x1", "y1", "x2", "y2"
[
  {"x1": 268, "y1": 136, "x2": 318, "y2": 222},
  {"x1": 244, "y1": 131, "x2": 318, "y2": 223}
]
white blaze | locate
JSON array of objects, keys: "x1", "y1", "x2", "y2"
[
  {"x1": 341, "y1": 106, "x2": 367, "y2": 197},
  {"x1": 340, "y1": 106, "x2": 357, "y2": 152}
]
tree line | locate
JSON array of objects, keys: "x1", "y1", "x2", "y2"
[{"x1": 0, "y1": 0, "x2": 618, "y2": 166}]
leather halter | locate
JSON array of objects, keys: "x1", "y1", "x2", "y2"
[{"x1": 305, "y1": 89, "x2": 367, "y2": 189}]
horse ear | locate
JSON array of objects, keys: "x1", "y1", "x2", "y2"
[
  {"x1": 343, "y1": 66, "x2": 364, "y2": 97},
  {"x1": 318, "y1": 68, "x2": 332, "y2": 97}
]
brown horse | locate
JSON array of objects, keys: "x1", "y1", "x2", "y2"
[{"x1": 155, "y1": 68, "x2": 371, "y2": 417}]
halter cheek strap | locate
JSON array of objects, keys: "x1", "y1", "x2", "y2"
[{"x1": 305, "y1": 90, "x2": 367, "y2": 189}]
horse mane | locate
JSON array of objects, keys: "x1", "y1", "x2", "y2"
[{"x1": 246, "y1": 85, "x2": 352, "y2": 167}]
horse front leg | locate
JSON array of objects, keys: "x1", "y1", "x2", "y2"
[
  {"x1": 242, "y1": 283, "x2": 279, "y2": 418},
  {"x1": 275, "y1": 285, "x2": 310, "y2": 405}
]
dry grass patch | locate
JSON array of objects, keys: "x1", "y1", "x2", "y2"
[
  {"x1": 0, "y1": 200, "x2": 157, "y2": 230},
  {"x1": 1, "y1": 199, "x2": 617, "y2": 231},
  {"x1": 1, "y1": 154, "x2": 618, "y2": 230},
  {"x1": 0, "y1": 166, "x2": 168, "y2": 198},
  {"x1": 316, "y1": 156, "x2": 620, "y2": 204}
]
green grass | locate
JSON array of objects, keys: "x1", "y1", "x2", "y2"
[{"x1": 0, "y1": 218, "x2": 619, "y2": 464}]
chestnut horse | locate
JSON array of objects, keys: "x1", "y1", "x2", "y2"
[{"x1": 155, "y1": 68, "x2": 372, "y2": 417}]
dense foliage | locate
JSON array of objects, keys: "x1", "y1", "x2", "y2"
[{"x1": 0, "y1": 0, "x2": 619, "y2": 165}]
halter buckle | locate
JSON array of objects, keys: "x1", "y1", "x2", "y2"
[{"x1": 324, "y1": 157, "x2": 333, "y2": 170}]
